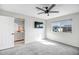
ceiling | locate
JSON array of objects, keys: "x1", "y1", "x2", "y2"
[{"x1": 0, "y1": 4, "x2": 79, "y2": 20}]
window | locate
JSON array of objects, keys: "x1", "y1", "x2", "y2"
[{"x1": 52, "y1": 19, "x2": 72, "y2": 32}]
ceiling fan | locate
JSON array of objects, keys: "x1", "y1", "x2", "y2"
[{"x1": 36, "y1": 4, "x2": 59, "y2": 16}]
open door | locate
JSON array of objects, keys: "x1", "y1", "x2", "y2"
[{"x1": 0, "y1": 16, "x2": 14, "y2": 50}]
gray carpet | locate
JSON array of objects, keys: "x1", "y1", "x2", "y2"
[{"x1": 0, "y1": 40, "x2": 79, "y2": 55}]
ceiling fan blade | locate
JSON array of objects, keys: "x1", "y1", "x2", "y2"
[
  {"x1": 36, "y1": 7, "x2": 45, "y2": 11},
  {"x1": 49, "y1": 11, "x2": 59, "y2": 13},
  {"x1": 38, "y1": 12, "x2": 45, "y2": 14},
  {"x1": 48, "y1": 4, "x2": 56, "y2": 11}
]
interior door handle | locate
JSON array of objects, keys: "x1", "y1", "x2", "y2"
[{"x1": 11, "y1": 33, "x2": 15, "y2": 35}]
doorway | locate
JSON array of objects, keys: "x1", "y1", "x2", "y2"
[{"x1": 14, "y1": 18, "x2": 25, "y2": 47}]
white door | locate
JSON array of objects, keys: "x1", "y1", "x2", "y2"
[{"x1": 0, "y1": 16, "x2": 14, "y2": 50}]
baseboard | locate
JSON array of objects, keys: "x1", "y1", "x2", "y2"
[
  {"x1": 44, "y1": 38, "x2": 79, "y2": 49},
  {"x1": 15, "y1": 39, "x2": 24, "y2": 42}
]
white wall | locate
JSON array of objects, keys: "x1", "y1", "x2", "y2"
[
  {"x1": 0, "y1": 9, "x2": 46, "y2": 44},
  {"x1": 25, "y1": 17, "x2": 45, "y2": 43},
  {"x1": 46, "y1": 12, "x2": 79, "y2": 47},
  {"x1": 0, "y1": 16, "x2": 14, "y2": 50}
]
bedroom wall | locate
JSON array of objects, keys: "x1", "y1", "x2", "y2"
[
  {"x1": 25, "y1": 17, "x2": 45, "y2": 43},
  {"x1": 46, "y1": 12, "x2": 79, "y2": 47},
  {"x1": 0, "y1": 9, "x2": 46, "y2": 44}
]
